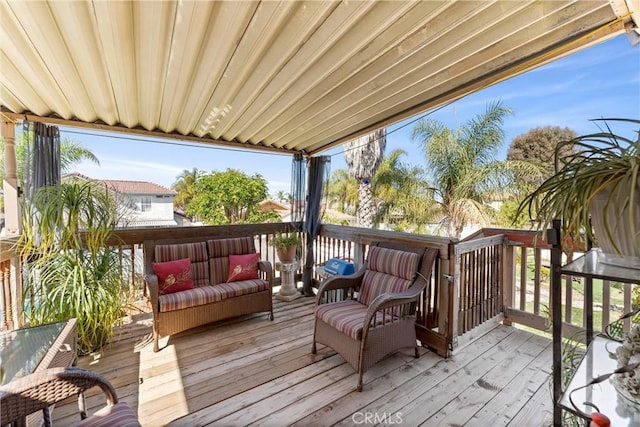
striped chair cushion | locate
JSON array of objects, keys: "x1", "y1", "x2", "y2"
[
  {"x1": 214, "y1": 279, "x2": 270, "y2": 299},
  {"x1": 357, "y1": 247, "x2": 419, "y2": 306},
  {"x1": 155, "y1": 242, "x2": 210, "y2": 287},
  {"x1": 159, "y1": 286, "x2": 223, "y2": 312},
  {"x1": 207, "y1": 237, "x2": 257, "y2": 284},
  {"x1": 315, "y1": 300, "x2": 394, "y2": 341},
  {"x1": 367, "y1": 246, "x2": 420, "y2": 279},
  {"x1": 73, "y1": 402, "x2": 140, "y2": 427}
]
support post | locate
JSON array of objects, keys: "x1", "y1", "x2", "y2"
[
  {"x1": 2, "y1": 119, "x2": 20, "y2": 236},
  {"x1": 548, "y1": 220, "x2": 563, "y2": 426},
  {"x1": 1, "y1": 119, "x2": 24, "y2": 328}
]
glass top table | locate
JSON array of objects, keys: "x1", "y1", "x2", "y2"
[
  {"x1": 0, "y1": 321, "x2": 67, "y2": 385},
  {"x1": 558, "y1": 336, "x2": 640, "y2": 426}
]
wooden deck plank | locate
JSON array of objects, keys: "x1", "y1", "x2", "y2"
[
  {"x1": 172, "y1": 352, "x2": 345, "y2": 426},
  {"x1": 51, "y1": 296, "x2": 554, "y2": 427},
  {"x1": 507, "y1": 368, "x2": 555, "y2": 427},
  {"x1": 421, "y1": 332, "x2": 551, "y2": 426},
  {"x1": 465, "y1": 336, "x2": 552, "y2": 427},
  {"x1": 245, "y1": 349, "x2": 420, "y2": 427},
  {"x1": 357, "y1": 328, "x2": 533, "y2": 426}
]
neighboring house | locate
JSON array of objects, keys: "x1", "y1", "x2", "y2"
[
  {"x1": 259, "y1": 199, "x2": 290, "y2": 219},
  {"x1": 64, "y1": 173, "x2": 178, "y2": 228}
]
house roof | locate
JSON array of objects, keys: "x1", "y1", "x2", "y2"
[
  {"x1": 1, "y1": 1, "x2": 637, "y2": 156},
  {"x1": 64, "y1": 172, "x2": 176, "y2": 195}
]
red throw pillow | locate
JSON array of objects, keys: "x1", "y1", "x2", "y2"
[
  {"x1": 227, "y1": 253, "x2": 260, "y2": 282},
  {"x1": 152, "y1": 258, "x2": 194, "y2": 294}
]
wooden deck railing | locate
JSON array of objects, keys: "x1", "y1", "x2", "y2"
[
  {"x1": 2, "y1": 223, "x2": 635, "y2": 357},
  {"x1": 461, "y1": 228, "x2": 638, "y2": 343}
]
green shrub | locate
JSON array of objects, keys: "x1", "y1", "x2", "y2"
[{"x1": 18, "y1": 181, "x2": 127, "y2": 354}]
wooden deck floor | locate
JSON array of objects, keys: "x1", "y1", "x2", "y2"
[{"x1": 54, "y1": 296, "x2": 553, "y2": 426}]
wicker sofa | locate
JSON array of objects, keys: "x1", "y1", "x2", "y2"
[{"x1": 144, "y1": 236, "x2": 274, "y2": 352}]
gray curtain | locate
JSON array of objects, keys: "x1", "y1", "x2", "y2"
[
  {"x1": 290, "y1": 153, "x2": 306, "y2": 227},
  {"x1": 23, "y1": 121, "x2": 61, "y2": 199},
  {"x1": 301, "y1": 155, "x2": 331, "y2": 296}
]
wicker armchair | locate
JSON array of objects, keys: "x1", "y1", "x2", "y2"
[
  {"x1": 0, "y1": 366, "x2": 140, "y2": 427},
  {"x1": 312, "y1": 243, "x2": 438, "y2": 391}
]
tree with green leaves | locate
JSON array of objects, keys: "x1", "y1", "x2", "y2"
[
  {"x1": 187, "y1": 169, "x2": 281, "y2": 225},
  {"x1": 507, "y1": 126, "x2": 577, "y2": 179},
  {"x1": 411, "y1": 101, "x2": 526, "y2": 238},
  {"x1": 491, "y1": 126, "x2": 577, "y2": 229},
  {"x1": 172, "y1": 168, "x2": 200, "y2": 218},
  {"x1": 344, "y1": 129, "x2": 386, "y2": 227}
]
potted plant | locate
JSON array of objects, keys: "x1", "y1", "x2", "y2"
[
  {"x1": 269, "y1": 231, "x2": 300, "y2": 262},
  {"x1": 518, "y1": 118, "x2": 639, "y2": 262}
]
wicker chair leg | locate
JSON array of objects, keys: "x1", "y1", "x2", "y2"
[
  {"x1": 311, "y1": 342, "x2": 317, "y2": 354},
  {"x1": 269, "y1": 310, "x2": 274, "y2": 320},
  {"x1": 78, "y1": 391, "x2": 87, "y2": 418},
  {"x1": 43, "y1": 406, "x2": 52, "y2": 427},
  {"x1": 357, "y1": 373, "x2": 363, "y2": 392},
  {"x1": 414, "y1": 346, "x2": 419, "y2": 358},
  {"x1": 153, "y1": 331, "x2": 159, "y2": 353}
]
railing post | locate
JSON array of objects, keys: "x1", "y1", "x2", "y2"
[
  {"x1": 502, "y1": 242, "x2": 516, "y2": 326},
  {"x1": 445, "y1": 241, "x2": 458, "y2": 353}
]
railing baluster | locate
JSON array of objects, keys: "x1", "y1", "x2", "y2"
[
  {"x1": 533, "y1": 248, "x2": 541, "y2": 315},
  {"x1": 519, "y1": 246, "x2": 527, "y2": 311}
]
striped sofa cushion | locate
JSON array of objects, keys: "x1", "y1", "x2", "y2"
[
  {"x1": 207, "y1": 237, "x2": 256, "y2": 285},
  {"x1": 155, "y1": 241, "x2": 210, "y2": 287},
  {"x1": 315, "y1": 300, "x2": 394, "y2": 341},
  {"x1": 159, "y1": 286, "x2": 223, "y2": 312},
  {"x1": 357, "y1": 247, "x2": 419, "y2": 306},
  {"x1": 214, "y1": 279, "x2": 270, "y2": 299},
  {"x1": 73, "y1": 401, "x2": 140, "y2": 427}
]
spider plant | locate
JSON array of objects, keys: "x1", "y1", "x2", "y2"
[
  {"x1": 17, "y1": 180, "x2": 128, "y2": 354},
  {"x1": 518, "y1": 118, "x2": 640, "y2": 257}
]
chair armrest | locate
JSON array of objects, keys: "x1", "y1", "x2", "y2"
[
  {"x1": 363, "y1": 271, "x2": 430, "y2": 333},
  {"x1": 366, "y1": 289, "x2": 419, "y2": 316},
  {"x1": 0, "y1": 367, "x2": 119, "y2": 425},
  {"x1": 258, "y1": 260, "x2": 274, "y2": 286},
  {"x1": 144, "y1": 274, "x2": 160, "y2": 314},
  {"x1": 315, "y1": 269, "x2": 365, "y2": 305}
]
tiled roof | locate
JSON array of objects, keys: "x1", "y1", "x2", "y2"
[{"x1": 63, "y1": 173, "x2": 176, "y2": 196}]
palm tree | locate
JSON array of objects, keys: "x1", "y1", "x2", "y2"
[
  {"x1": 373, "y1": 149, "x2": 436, "y2": 229},
  {"x1": 344, "y1": 129, "x2": 386, "y2": 227},
  {"x1": 274, "y1": 190, "x2": 290, "y2": 203},
  {"x1": 59, "y1": 139, "x2": 100, "y2": 172},
  {"x1": 329, "y1": 149, "x2": 436, "y2": 230},
  {"x1": 0, "y1": 136, "x2": 99, "y2": 186},
  {"x1": 172, "y1": 168, "x2": 200, "y2": 216},
  {"x1": 411, "y1": 101, "x2": 515, "y2": 238},
  {"x1": 327, "y1": 169, "x2": 358, "y2": 215}
]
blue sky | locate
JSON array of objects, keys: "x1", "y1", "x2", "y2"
[{"x1": 69, "y1": 34, "x2": 639, "y2": 194}]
